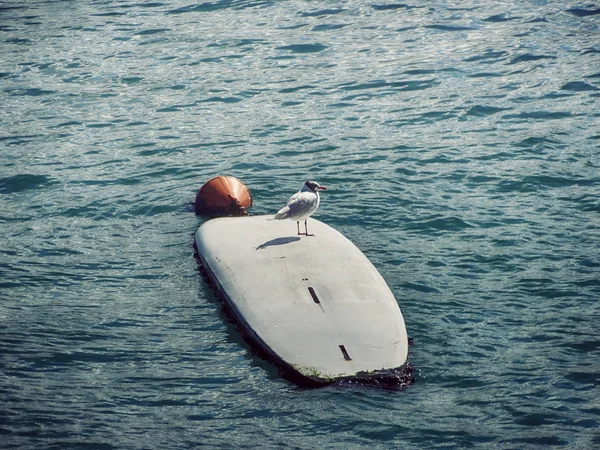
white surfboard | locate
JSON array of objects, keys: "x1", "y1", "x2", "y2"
[{"x1": 194, "y1": 215, "x2": 410, "y2": 386}]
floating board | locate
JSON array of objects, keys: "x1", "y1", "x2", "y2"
[{"x1": 194, "y1": 215, "x2": 410, "y2": 387}]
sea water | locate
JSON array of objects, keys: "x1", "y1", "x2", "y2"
[{"x1": 1, "y1": 1, "x2": 599, "y2": 448}]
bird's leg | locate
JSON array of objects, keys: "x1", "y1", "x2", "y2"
[
  {"x1": 305, "y1": 220, "x2": 314, "y2": 236},
  {"x1": 297, "y1": 221, "x2": 301, "y2": 235}
]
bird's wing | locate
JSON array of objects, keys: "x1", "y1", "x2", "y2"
[
  {"x1": 285, "y1": 191, "x2": 302, "y2": 205},
  {"x1": 285, "y1": 192, "x2": 315, "y2": 214},
  {"x1": 273, "y1": 191, "x2": 316, "y2": 220},
  {"x1": 273, "y1": 190, "x2": 302, "y2": 219}
]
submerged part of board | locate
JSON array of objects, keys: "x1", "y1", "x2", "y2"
[
  {"x1": 195, "y1": 175, "x2": 252, "y2": 216},
  {"x1": 194, "y1": 215, "x2": 412, "y2": 387}
]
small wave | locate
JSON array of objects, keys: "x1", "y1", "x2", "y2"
[
  {"x1": 5, "y1": 37, "x2": 31, "y2": 44},
  {"x1": 465, "y1": 105, "x2": 511, "y2": 117},
  {"x1": 483, "y1": 14, "x2": 521, "y2": 22},
  {"x1": 517, "y1": 137, "x2": 562, "y2": 147},
  {"x1": 566, "y1": 7, "x2": 600, "y2": 17},
  {"x1": 501, "y1": 110, "x2": 572, "y2": 121},
  {"x1": 372, "y1": 4, "x2": 417, "y2": 11},
  {"x1": 401, "y1": 282, "x2": 441, "y2": 294},
  {"x1": 198, "y1": 96, "x2": 243, "y2": 103},
  {"x1": 312, "y1": 23, "x2": 347, "y2": 32},
  {"x1": 50, "y1": 120, "x2": 83, "y2": 128},
  {"x1": 300, "y1": 8, "x2": 345, "y2": 17},
  {"x1": 134, "y1": 28, "x2": 170, "y2": 36},
  {"x1": 278, "y1": 84, "x2": 316, "y2": 94},
  {"x1": 508, "y1": 53, "x2": 556, "y2": 65},
  {"x1": 425, "y1": 24, "x2": 477, "y2": 32},
  {"x1": 0, "y1": 174, "x2": 56, "y2": 194},
  {"x1": 277, "y1": 43, "x2": 328, "y2": 54},
  {"x1": 560, "y1": 81, "x2": 598, "y2": 92},
  {"x1": 119, "y1": 76, "x2": 144, "y2": 84},
  {"x1": 166, "y1": 1, "x2": 273, "y2": 14},
  {"x1": 464, "y1": 50, "x2": 509, "y2": 63},
  {"x1": 20, "y1": 88, "x2": 56, "y2": 96},
  {"x1": 524, "y1": 175, "x2": 599, "y2": 189},
  {"x1": 406, "y1": 216, "x2": 475, "y2": 233},
  {"x1": 91, "y1": 11, "x2": 126, "y2": 17}
]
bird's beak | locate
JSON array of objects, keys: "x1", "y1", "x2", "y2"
[{"x1": 318, "y1": 186, "x2": 327, "y2": 190}]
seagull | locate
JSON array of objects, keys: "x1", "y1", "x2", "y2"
[{"x1": 273, "y1": 180, "x2": 326, "y2": 236}]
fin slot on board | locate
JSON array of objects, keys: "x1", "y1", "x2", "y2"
[
  {"x1": 308, "y1": 287, "x2": 321, "y2": 304},
  {"x1": 339, "y1": 345, "x2": 352, "y2": 361}
]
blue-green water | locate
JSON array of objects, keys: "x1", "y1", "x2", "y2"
[{"x1": 1, "y1": 1, "x2": 599, "y2": 448}]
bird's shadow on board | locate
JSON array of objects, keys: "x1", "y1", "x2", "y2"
[{"x1": 256, "y1": 236, "x2": 301, "y2": 250}]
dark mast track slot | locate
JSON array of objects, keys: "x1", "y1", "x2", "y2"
[{"x1": 308, "y1": 287, "x2": 321, "y2": 304}]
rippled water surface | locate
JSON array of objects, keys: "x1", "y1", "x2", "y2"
[{"x1": 1, "y1": 0, "x2": 600, "y2": 448}]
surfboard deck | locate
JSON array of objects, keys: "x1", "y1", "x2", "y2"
[{"x1": 194, "y1": 215, "x2": 410, "y2": 387}]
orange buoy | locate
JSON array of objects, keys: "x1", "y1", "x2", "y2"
[{"x1": 195, "y1": 176, "x2": 252, "y2": 216}]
